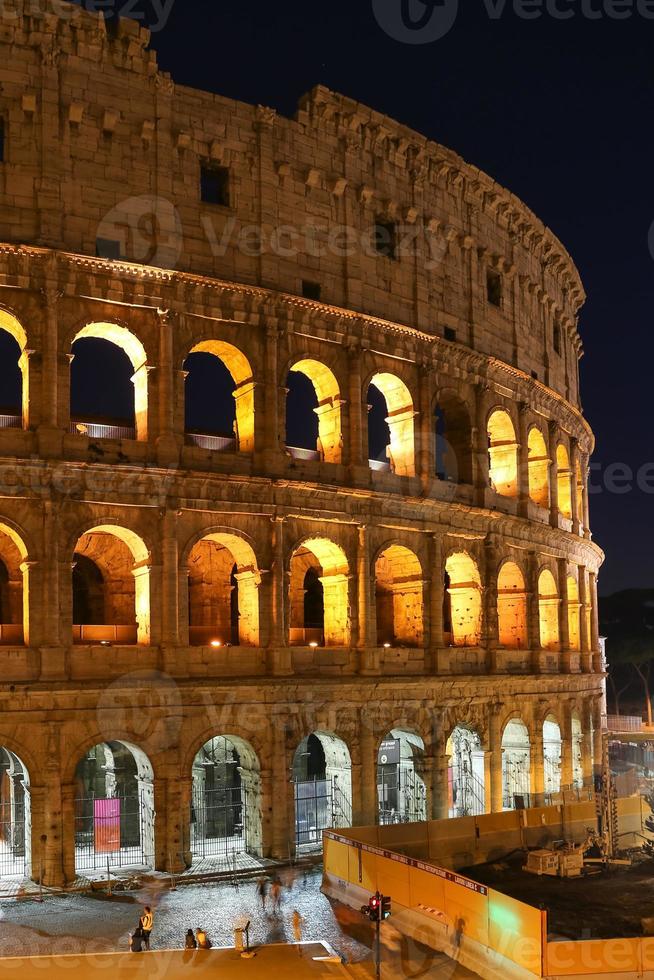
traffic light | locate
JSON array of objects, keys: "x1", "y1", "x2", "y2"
[
  {"x1": 381, "y1": 894, "x2": 391, "y2": 919},
  {"x1": 369, "y1": 894, "x2": 380, "y2": 922},
  {"x1": 361, "y1": 892, "x2": 388, "y2": 922}
]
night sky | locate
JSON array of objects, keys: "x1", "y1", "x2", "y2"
[{"x1": 27, "y1": 0, "x2": 654, "y2": 594}]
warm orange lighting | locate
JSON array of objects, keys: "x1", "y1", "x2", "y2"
[
  {"x1": 210, "y1": 639, "x2": 222, "y2": 648},
  {"x1": 309, "y1": 641, "x2": 319, "y2": 649},
  {"x1": 383, "y1": 642, "x2": 391, "y2": 649}
]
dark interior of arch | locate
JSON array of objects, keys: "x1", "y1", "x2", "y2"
[
  {"x1": 184, "y1": 351, "x2": 236, "y2": 436},
  {"x1": 435, "y1": 397, "x2": 473, "y2": 484},
  {"x1": 0, "y1": 331, "x2": 22, "y2": 414},
  {"x1": 294, "y1": 733, "x2": 326, "y2": 781},
  {"x1": 367, "y1": 383, "x2": 391, "y2": 462},
  {"x1": 70, "y1": 338, "x2": 134, "y2": 424},
  {"x1": 303, "y1": 567, "x2": 324, "y2": 630},
  {"x1": 73, "y1": 553, "x2": 105, "y2": 625},
  {"x1": 285, "y1": 371, "x2": 319, "y2": 451}
]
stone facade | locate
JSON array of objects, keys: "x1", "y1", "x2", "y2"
[{"x1": 0, "y1": 2, "x2": 603, "y2": 886}]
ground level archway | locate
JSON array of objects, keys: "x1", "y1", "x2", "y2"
[
  {"x1": 74, "y1": 741, "x2": 154, "y2": 873},
  {"x1": 543, "y1": 716, "x2": 562, "y2": 798},
  {"x1": 377, "y1": 729, "x2": 426, "y2": 825},
  {"x1": 502, "y1": 719, "x2": 531, "y2": 810},
  {"x1": 292, "y1": 732, "x2": 352, "y2": 850},
  {"x1": 0, "y1": 747, "x2": 30, "y2": 879},
  {"x1": 447, "y1": 726, "x2": 485, "y2": 818}
]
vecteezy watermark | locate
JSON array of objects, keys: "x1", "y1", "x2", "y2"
[
  {"x1": 96, "y1": 195, "x2": 183, "y2": 269},
  {"x1": 373, "y1": 0, "x2": 654, "y2": 44},
  {"x1": 0, "y1": 0, "x2": 176, "y2": 33}
]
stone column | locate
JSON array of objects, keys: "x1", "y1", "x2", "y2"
[
  {"x1": 472, "y1": 382, "x2": 490, "y2": 506},
  {"x1": 483, "y1": 537, "x2": 500, "y2": 670},
  {"x1": 431, "y1": 747, "x2": 450, "y2": 821},
  {"x1": 357, "y1": 525, "x2": 374, "y2": 649},
  {"x1": 517, "y1": 401, "x2": 530, "y2": 517},
  {"x1": 560, "y1": 704, "x2": 574, "y2": 791},
  {"x1": 489, "y1": 708, "x2": 503, "y2": 813},
  {"x1": 530, "y1": 727, "x2": 545, "y2": 804},
  {"x1": 155, "y1": 309, "x2": 181, "y2": 467},
  {"x1": 358, "y1": 720, "x2": 378, "y2": 827},
  {"x1": 570, "y1": 439, "x2": 581, "y2": 535},
  {"x1": 557, "y1": 557, "x2": 571, "y2": 672},
  {"x1": 418, "y1": 362, "x2": 435, "y2": 492},
  {"x1": 589, "y1": 572, "x2": 600, "y2": 661},
  {"x1": 592, "y1": 698, "x2": 604, "y2": 781},
  {"x1": 548, "y1": 420, "x2": 560, "y2": 528},
  {"x1": 346, "y1": 339, "x2": 365, "y2": 474},
  {"x1": 270, "y1": 517, "x2": 290, "y2": 675},
  {"x1": 527, "y1": 551, "x2": 541, "y2": 669},
  {"x1": 29, "y1": 780, "x2": 65, "y2": 888},
  {"x1": 428, "y1": 534, "x2": 444, "y2": 672},
  {"x1": 582, "y1": 455, "x2": 592, "y2": 539},
  {"x1": 271, "y1": 722, "x2": 295, "y2": 860},
  {"x1": 36, "y1": 287, "x2": 64, "y2": 458},
  {"x1": 20, "y1": 560, "x2": 41, "y2": 649},
  {"x1": 261, "y1": 323, "x2": 283, "y2": 468},
  {"x1": 578, "y1": 566, "x2": 592, "y2": 674},
  {"x1": 161, "y1": 510, "x2": 180, "y2": 648},
  {"x1": 157, "y1": 775, "x2": 187, "y2": 873},
  {"x1": 582, "y1": 700, "x2": 595, "y2": 788}
]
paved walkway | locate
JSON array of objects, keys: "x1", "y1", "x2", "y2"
[{"x1": 0, "y1": 943, "x2": 348, "y2": 977}]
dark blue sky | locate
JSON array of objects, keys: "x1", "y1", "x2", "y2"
[{"x1": 80, "y1": 0, "x2": 654, "y2": 593}]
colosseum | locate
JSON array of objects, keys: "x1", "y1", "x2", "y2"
[{"x1": 0, "y1": 3, "x2": 604, "y2": 887}]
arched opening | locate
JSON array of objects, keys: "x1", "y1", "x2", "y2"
[
  {"x1": 543, "y1": 716, "x2": 562, "y2": 798},
  {"x1": 575, "y1": 459, "x2": 585, "y2": 530},
  {"x1": 289, "y1": 538, "x2": 350, "y2": 647},
  {"x1": 571, "y1": 712, "x2": 584, "y2": 790},
  {"x1": 71, "y1": 323, "x2": 148, "y2": 440},
  {"x1": 0, "y1": 310, "x2": 28, "y2": 429},
  {"x1": 368, "y1": 373, "x2": 415, "y2": 476},
  {"x1": 0, "y1": 748, "x2": 30, "y2": 878},
  {"x1": 538, "y1": 569, "x2": 560, "y2": 651},
  {"x1": 374, "y1": 545, "x2": 423, "y2": 648},
  {"x1": 497, "y1": 562, "x2": 527, "y2": 649},
  {"x1": 487, "y1": 409, "x2": 518, "y2": 498},
  {"x1": 527, "y1": 427, "x2": 549, "y2": 509},
  {"x1": 72, "y1": 526, "x2": 150, "y2": 645},
  {"x1": 444, "y1": 552, "x2": 482, "y2": 647},
  {"x1": 557, "y1": 444, "x2": 573, "y2": 519},
  {"x1": 293, "y1": 732, "x2": 352, "y2": 850},
  {"x1": 74, "y1": 741, "x2": 154, "y2": 872},
  {"x1": 501, "y1": 719, "x2": 531, "y2": 810},
  {"x1": 447, "y1": 726, "x2": 485, "y2": 818},
  {"x1": 184, "y1": 341, "x2": 254, "y2": 454},
  {"x1": 190, "y1": 735, "x2": 262, "y2": 866},
  {"x1": 434, "y1": 393, "x2": 472, "y2": 485},
  {"x1": 377, "y1": 729, "x2": 426, "y2": 825},
  {"x1": 0, "y1": 527, "x2": 25, "y2": 645},
  {"x1": 567, "y1": 575, "x2": 581, "y2": 651},
  {"x1": 187, "y1": 533, "x2": 260, "y2": 647},
  {"x1": 286, "y1": 359, "x2": 342, "y2": 464}
]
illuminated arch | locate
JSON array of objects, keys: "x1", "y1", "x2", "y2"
[
  {"x1": 571, "y1": 711, "x2": 584, "y2": 790},
  {"x1": 72, "y1": 323, "x2": 149, "y2": 440},
  {"x1": 0, "y1": 746, "x2": 31, "y2": 878},
  {"x1": 73, "y1": 525, "x2": 151, "y2": 645},
  {"x1": 374, "y1": 544, "x2": 423, "y2": 647},
  {"x1": 0, "y1": 308, "x2": 28, "y2": 427},
  {"x1": 445, "y1": 552, "x2": 482, "y2": 647},
  {"x1": 289, "y1": 538, "x2": 350, "y2": 647},
  {"x1": 186, "y1": 532, "x2": 261, "y2": 647},
  {"x1": 567, "y1": 574, "x2": 581, "y2": 651},
  {"x1": 186, "y1": 340, "x2": 255, "y2": 453},
  {"x1": 538, "y1": 569, "x2": 560, "y2": 651},
  {"x1": 543, "y1": 715, "x2": 562, "y2": 795},
  {"x1": 288, "y1": 359, "x2": 342, "y2": 463},
  {"x1": 576, "y1": 459, "x2": 585, "y2": 529},
  {"x1": 527, "y1": 427, "x2": 549, "y2": 509},
  {"x1": 434, "y1": 390, "x2": 473, "y2": 485},
  {"x1": 487, "y1": 409, "x2": 518, "y2": 498},
  {"x1": 556, "y1": 444, "x2": 573, "y2": 519},
  {"x1": 497, "y1": 561, "x2": 527, "y2": 649},
  {"x1": 293, "y1": 731, "x2": 352, "y2": 848},
  {"x1": 368, "y1": 372, "x2": 415, "y2": 476},
  {"x1": 447, "y1": 725, "x2": 485, "y2": 817},
  {"x1": 501, "y1": 718, "x2": 531, "y2": 810},
  {"x1": 376, "y1": 728, "x2": 426, "y2": 824}
]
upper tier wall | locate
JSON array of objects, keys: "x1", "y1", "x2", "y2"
[{"x1": 0, "y1": 3, "x2": 585, "y2": 407}]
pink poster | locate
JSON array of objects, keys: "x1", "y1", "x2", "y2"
[{"x1": 94, "y1": 798, "x2": 120, "y2": 853}]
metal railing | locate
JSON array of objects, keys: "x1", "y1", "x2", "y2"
[
  {"x1": 369, "y1": 458, "x2": 391, "y2": 472},
  {"x1": 70, "y1": 420, "x2": 136, "y2": 440},
  {"x1": 287, "y1": 445, "x2": 321, "y2": 462},
  {"x1": 0, "y1": 414, "x2": 21, "y2": 430},
  {"x1": 186, "y1": 432, "x2": 237, "y2": 452},
  {"x1": 607, "y1": 714, "x2": 643, "y2": 733}
]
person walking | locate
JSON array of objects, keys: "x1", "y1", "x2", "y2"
[
  {"x1": 292, "y1": 909, "x2": 304, "y2": 954},
  {"x1": 270, "y1": 877, "x2": 282, "y2": 914},
  {"x1": 139, "y1": 905, "x2": 154, "y2": 950},
  {"x1": 256, "y1": 875, "x2": 268, "y2": 911},
  {"x1": 184, "y1": 928, "x2": 197, "y2": 949}
]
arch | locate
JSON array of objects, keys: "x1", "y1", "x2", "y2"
[
  {"x1": 497, "y1": 561, "x2": 527, "y2": 649},
  {"x1": 374, "y1": 544, "x2": 423, "y2": 648},
  {"x1": 190, "y1": 734, "x2": 262, "y2": 864},
  {"x1": 71, "y1": 323, "x2": 149, "y2": 440},
  {"x1": 501, "y1": 718, "x2": 531, "y2": 810},
  {"x1": 527, "y1": 427, "x2": 549, "y2": 509},
  {"x1": 368, "y1": 372, "x2": 415, "y2": 476},
  {"x1": 73, "y1": 740, "x2": 154, "y2": 873},
  {"x1": 543, "y1": 715, "x2": 562, "y2": 796},
  {"x1": 556, "y1": 443, "x2": 573, "y2": 519},
  {"x1": 447, "y1": 725, "x2": 485, "y2": 818},
  {"x1": 185, "y1": 340, "x2": 255, "y2": 453},
  {"x1": 377, "y1": 729, "x2": 426, "y2": 825},
  {"x1": 289, "y1": 538, "x2": 350, "y2": 647},
  {"x1": 538, "y1": 569, "x2": 560, "y2": 651},
  {"x1": 72, "y1": 525, "x2": 151, "y2": 645},
  {"x1": 487, "y1": 409, "x2": 518, "y2": 498},
  {"x1": 0, "y1": 523, "x2": 28, "y2": 646},
  {"x1": 575, "y1": 459, "x2": 585, "y2": 530},
  {"x1": 293, "y1": 731, "x2": 352, "y2": 850},
  {"x1": 434, "y1": 390, "x2": 473, "y2": 485},
  {"x1": 186, "y1": 532, "x2": 261, "y2": 647},
  {"x1": 571, "y1": 711, "x2": 584, "y2": 790},
  {"x1": 0, "y1": 746, "x2": 31, "y2": 879},
  {"x1": 567, "y1": 575, "x2": 581, "y2": 652},
  {"x1": 287, "y1": 359, "x2": 342, "y2": 464},
  {"x1": 444, "y1": 552, "x2": 482, "y2": 647}
]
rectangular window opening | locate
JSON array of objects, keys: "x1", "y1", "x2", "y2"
[
  {"x1": 373, "y1": 219, "x2": 397, "y2": 260},
  {"x1": 201, "y1": 164, "x2": 230, "y2": 207},
  {"x1": 444, "y1": 326, "x2": 457, "y2": 343},
  {"x1": 302, "y1": 280, "x2": 321, "y2": 301},
  {"x1": 487, "y1": 269, "x2": 502, "y2": 307},
  {"x1": 96, "y1": 238, "x2": 122, "y2": 260}
]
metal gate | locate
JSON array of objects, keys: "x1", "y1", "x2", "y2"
[
  {"x1": 0, "y1": 797, "x2": 28, "y2": 878},
  {"x1": 450, "y1": 765, "x2": 485, "y2": 818},
  {"x1": 294, "y1": 778, "x2": 337, "y2": 847},
  {"x1": 502, "y1": 754, "x2": 531, "y2": 809},
  {"x1": 190, "y1": 785, "x2": 251, "y2": 859},
  {"x1": 75, "y1": 792, "x2": 154, "y2": 871},
  {"x1": 378, "y1": 765, "x2": 426, "y2": 825}
]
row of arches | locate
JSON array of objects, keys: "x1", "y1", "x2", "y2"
[
  {"x1": 0, "y1": 317, "x2": 587, "y2": 519},
  {"x1": 0, "y1": 711, "x2": 589, "y2": 878},
  {"x1": 0, "y1": 521, "x2": 593, "y2": 651}
]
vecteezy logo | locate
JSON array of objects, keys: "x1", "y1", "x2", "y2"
[
  {"x1": 372, "y1": 0, "x2": 459, "y2": 43},
  {"x1": 96, "y1": 195, "x2": 183, "y2": 269}
]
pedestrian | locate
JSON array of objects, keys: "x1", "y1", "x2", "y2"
[
  {"x1": 256, "y1": 875, "x2": 268, "y2": 910},
  {"x1": 270, "y1": 877, "x2": 282, "y2": 914},
  {"x1": 139, "y1": 905, "x2": 154, "y2": 950},
  {"x1": 184, "y1": 928, "x2": 197, "y2": 949},
  {"x1": 129, "y1": 925, "x2": 145, "y2": 953},
  {"x1": 196, "y1": 927, "x2": 212, "y2": 949},
  {"x1": 292, "y1": 909, "x2": 304, "y2": 953}
]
